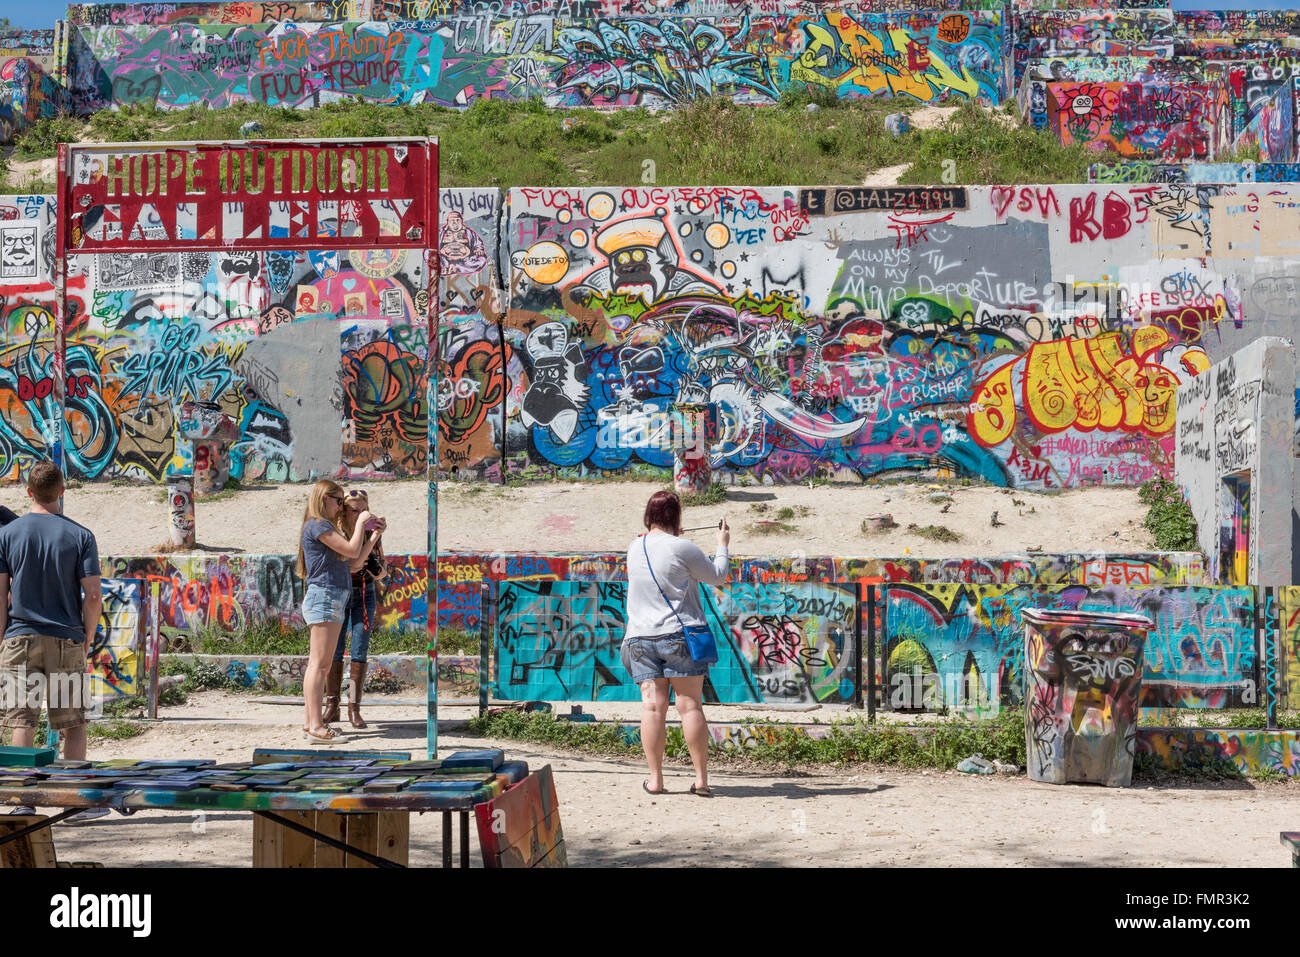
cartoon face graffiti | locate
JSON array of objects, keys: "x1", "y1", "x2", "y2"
[
  {"x1": 1134, "y1": 362, "x2": 1178, "y2": 432},
  {"x1": 0, "y1": 226, "x2": 36, "y2": 278},
  {"x1": 594, "y1": 217, "x2": 680, "y2": 303},
  {"x1": 219, "y1": 250, "x2": 259, "y2": 280},
  {"x1": 438, "y1": 210, "x2": 488, "y2": 276},
  {"x1": 519, "y1": 322, "x2": 590, "y2": 443}
]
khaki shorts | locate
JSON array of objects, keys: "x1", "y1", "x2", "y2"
[{"x1": 0, "y1": 634, "x2": 90, "y2": 730}]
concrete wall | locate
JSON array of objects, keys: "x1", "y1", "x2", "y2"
[
  {"x1": 60, "y1": 9, "x2": 1007, "y2": 114},
  {"x1": 16, "y1": 182, "x2": 1300, "y2": 489},
  {"x1": 1174, "y1": 336, "x2": 1295, "y2": 586},
  {"x1": 1234, "y1": 76, "x2": 1298, "y2": 163}
]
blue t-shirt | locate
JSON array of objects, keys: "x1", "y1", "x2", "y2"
[
  {"x1": 0, "y1": 513, "x2": 101, "y2": 642},
  {"x1": 301, "y1": 518, "x2": 350, "y2": 589}
]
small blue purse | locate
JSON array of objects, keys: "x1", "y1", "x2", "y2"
[{"x1": 642, "y1": 535, "x2": 719, "y2": 664}]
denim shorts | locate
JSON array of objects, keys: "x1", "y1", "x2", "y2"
[
  {"x1": 303, "y1": 583, "x2": 350, "y2": 625},
  {"x1": 620, "y1": 632, "x2": 709, "y2": 683}
]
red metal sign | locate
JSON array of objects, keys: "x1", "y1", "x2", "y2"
[{"x1": 59, "y1": 138, "x2": 436, "y2": 254}]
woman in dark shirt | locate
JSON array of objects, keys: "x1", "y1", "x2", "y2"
[
  {"x1": 297, "y1": 480, "x2": 377, "y2": 743},
  {"x1": 326, "y1": 488, "x2": 387, "y2": 728}
]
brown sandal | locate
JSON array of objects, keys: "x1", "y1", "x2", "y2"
[{"x1": 305, "y1": 726, "x2": 343, "y2": 743}]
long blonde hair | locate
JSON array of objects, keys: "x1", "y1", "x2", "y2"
[{"x1": 297, "y1": 479, "x2": 344, "y2": 578}]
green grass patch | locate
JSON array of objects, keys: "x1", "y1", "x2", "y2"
[
  {"x1": 677, "y1": 482, "x2": 729, "y2": 507},
  {"x1": 900, "y1": 102, "x2": 1093, "y2": 185},
  {"x1": 749, "y1": 520, "x2": 797, "y2": 535},
  {"x1": 1193, "y1": 708, "x2": 1300, "y2": 729},
  {"x1": 8, "y1": 97, "x2": 1094, "y2": 193},
  {"x1": 467, "y1": 706, "x2": 1029, "y2": 770},
  {"x1": 907, "y1": 523, "x2": 962, "y2": 542},
  {"x1": 87, "y1": 719, "x2": 147, "y2": 741}
]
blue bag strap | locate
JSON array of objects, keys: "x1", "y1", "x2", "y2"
[{"x1": 642, "y1": 534, "x2": 688, "y2": 633}]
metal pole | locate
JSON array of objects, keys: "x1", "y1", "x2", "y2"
[
  {"x1": 853, "y1": 584, "x2": 864, "y2": 711},
  {"x1": 479, "y1": 581, "x2": 490, "y2": 717},
  {"x1": 868, "y1": 584, "x2": 880, "y2": 721},
  {"x1": 426, "y1": 137, "x2": 441, "y2": 761},
  {"x1": 148, "y1": 581, "x2": 161, "y2": 719}
]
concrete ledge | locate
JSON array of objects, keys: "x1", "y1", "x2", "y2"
[{"x1": 163, "y1": 654, "x2": 482, "y2": 691}]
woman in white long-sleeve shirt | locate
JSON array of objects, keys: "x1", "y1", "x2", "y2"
[{"x1": 622, "y1": 490, "x2": 730, "y2": 797}]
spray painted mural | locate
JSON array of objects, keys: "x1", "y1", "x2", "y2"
[
  {"x1": 12, "y1": 180, "x2": 1300, "y2": 491},
  {"x1": 27, "y1": 139, "x2": 438, "y2": 486},
  {"x1": 1011, "y1": 9, "x2": 1175, "y2": 88},
  {"x1": 0, "y1": 195, "x2": 59, "y2": 482},
  {"x1": 64, "y1": 10, "x2": 1005, "y2": 113},
  {"x1": 1087, "y1": 161, "x2": 1300, "y2": 183},
  {"x1": 1048, "y1": 81, "x2": 1230, "y2": 160},
  {"x1": 438, "y1": 187, "x2": 507, "y2": 475},
  {"x1": 91, "y1": 578, "x2": 145, "y2": 699},
  {"x1": 102, "y1": 552, "x2": 434, "y2": 645},
  {"x1": 494, "y1": 578, "x2": 857, "y2": 703},
  {"x1": 500, "y1": 184, "x2": 1241, "y2": 487},
  {"x1": 1233, "y1": 76, "x2": 1298, "y2": 163},
  {"x1": 882, "y1": 583, "x2": 1257, "y2": 713}
]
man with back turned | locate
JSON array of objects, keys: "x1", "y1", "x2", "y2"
[{"x1": 0, "y1": 462, "x2": 103, "y2": 762}]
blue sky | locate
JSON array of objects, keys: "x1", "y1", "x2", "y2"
[{"x1": 0, "y1": 0, "x2": 1298, "y2": 29}]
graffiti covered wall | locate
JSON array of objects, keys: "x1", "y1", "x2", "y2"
[
  {"x1": 1233, "y1": 76, "x2": 1298, "y2": 163},
  {"x1": 1047, "y1": 81, "x2": 1230, "y2": 161},
  {"x1": 494, "y1": 578, "x2": 858, "y2": 704},
  {"x1": 882, "y1": 582, "x2": 1257, "y2": 713},
  {"x1": 500, "y1": 183, "x2": 1235, "y2": 488},
  {"x1": 13, "y1": 178, "x2": 1300, "y2": 492},
  {"x1": 1175, "y1": 337, "x2": 1296, "y2": 586},
  {"x1": 50, "y1": 140, "x2": 435, "y2": 485},
  {"x1": 91, "y1": 578, "x2": 145, "y2": 699},
  {"x1": 0, "y1": 195, "x2": 59, "y2": 482},
  {"x1": 62, "y1": 9, "x2": 1006, "y2": 114}
]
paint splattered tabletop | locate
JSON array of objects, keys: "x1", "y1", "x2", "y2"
[{"x1": 0, "y1": 748, "x2": 526, "y2": 813}]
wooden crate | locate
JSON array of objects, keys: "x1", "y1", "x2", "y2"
[
  {"x1": 252, "y1": 811, "x2": 408, "y2": 868},
  {"x1": 0, "y1": 814, "x2": 102, "y2": 868},
  {"x1": 474, "y1": 765, "x2": 566, "y2": 868}
]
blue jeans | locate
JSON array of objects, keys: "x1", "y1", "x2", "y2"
[{"x1": 334, "y1": 580, "x2": 378, "y2": 664}]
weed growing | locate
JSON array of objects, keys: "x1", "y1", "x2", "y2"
[
  {"x1": 87, "y1": 719, "x2": 147, "y2": 741},
  {"x1": 907, "y1": 523, "x2": 962, "y2": 543},
  {"x1": 467, "y1": 706, "x2": 1029, "y2": 771},
  {"x1": 676, "y1": 482, "x2": 729, "y2": 507},
  {"x1": 1138, "y1": 477, "x2": 1198, "y2": 551}
]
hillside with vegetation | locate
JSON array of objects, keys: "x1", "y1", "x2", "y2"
[{"x1": 4, "y1": 94, "x2": 1094, "y2": 193}]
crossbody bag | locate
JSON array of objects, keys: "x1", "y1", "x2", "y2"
[{"x1": 641, "y1": 535, "x2": 718, "y2": 664}]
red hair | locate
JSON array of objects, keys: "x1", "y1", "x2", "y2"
[{"x1": 644, "y1": 490, "x2": 681, "y2": 534}]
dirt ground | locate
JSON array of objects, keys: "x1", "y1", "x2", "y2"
[
  {"x1": 21, "y1": 692, "x2": 1291, "y2": 868},
  {"x1": 0, "y1": 479, "x2": 1154, "y2": 558}
]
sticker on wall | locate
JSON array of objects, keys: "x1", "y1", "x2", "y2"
[
  {"x1": 439, "y1": 210, "x2": 489, "y2": 275},
  {"x1": 295, "y1": 285, "x2": 320, "y2": 319},
  {"x1": 348, "y1": 245, "x2": 407, "y2": 280},
  {"x1": 308, "y1": 249, "x2": 340, "y2": 280},
  {"x1": 0, "y1": 226, "x2": 38, "y2": 278}
]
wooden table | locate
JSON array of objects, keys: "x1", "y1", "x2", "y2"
[
  {"x1": 1282, "y1": 832, "x2": 1300, "y2": 869},
  {"x1": 0, "y1": 748, "x2": 528, "y2": 868}
]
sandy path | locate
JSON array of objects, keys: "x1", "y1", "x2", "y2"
[
  {"x1": 0, "y1": 480, "x2": 1154, "y2": 558},
  {"x1": 22, "y1": 692, "x2": 1290, "y2": 868}
]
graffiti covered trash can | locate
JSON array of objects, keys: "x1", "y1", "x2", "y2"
[{"x1": 1022, "y1": 608, "x2": 1151, "y2": 788}]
